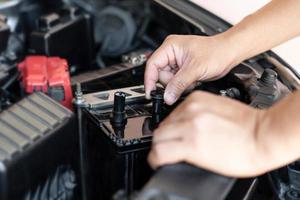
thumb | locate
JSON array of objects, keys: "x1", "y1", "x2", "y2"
[{"x1": 164, "y1": 68, "x2": 196, "y2": 105}]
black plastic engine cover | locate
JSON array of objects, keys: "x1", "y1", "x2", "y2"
[
  {"x1": 0, "y1": 92, "x2": 81, "y2": 200},
  {"x1": 0, "y1": 16, "x2": 10, "y2": 53},
  {"x1": 29, "y1": 7, "x2": 95, "y2": 68}
]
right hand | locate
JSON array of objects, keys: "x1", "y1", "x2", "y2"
[{"x1": 144, "y1": 34, "x2": 238, "y2": 105}]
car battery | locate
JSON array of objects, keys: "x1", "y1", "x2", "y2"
[
  {"x1": 29, "y1": 6, "x2": 95, "y2": 68},
  {"x1": 0, "y1": 92, "x2": 80, "y2": 200},
  {"x1": 80, "y1": 86, "x2": 170, "y2": 200},
  {"x1": 18, "y1": 56, "x2": 73, "y2": 109}
]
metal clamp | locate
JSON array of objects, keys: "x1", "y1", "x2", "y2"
[{"x1": 77, "y1": 85, "x2": 149, "y2": 109}]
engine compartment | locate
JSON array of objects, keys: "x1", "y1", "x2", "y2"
[{"x1": 0, "y1": 0, "x2": 299, "y2": 199}]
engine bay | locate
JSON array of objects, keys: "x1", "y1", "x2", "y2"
[{"x1": 0, "y1": 0, "x2": 299, "y2": 199}]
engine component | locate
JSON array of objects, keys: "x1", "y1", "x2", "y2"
[
  {"x1": 0, "y1": 17, "x2": 23, "y2": 111},
  {"x1": 81, "y1": 85, "x2": 147, "y2": 109},
  {"x1": 71, "y1": 49, "x2": 151, "y2": 86},
  {"x1": 230, "y1": 65, "x2": 290, "y2": 109},
  {"x1": 0, "y1": 56, "x2": 17, "y2": 111},
  {"x1": 219, "y1": 87, "x2": 241, "y2": 100},
  {"x1": 246, "y1": 68, "x2": 288, "y2": 109},
  {"x1": 0, "y1": 57, "x2": 15, "y2": 85},
  {"x1": 111, "y1": 92, "x2": 128, "y2": 137},
  {"x1": 150, "y1": 89, "x2": 164, "y2": 128},
  {"x1": 269, "y1": 161, "x2": 300, "y2": 200},
  {"x1": 260, "y1": 68, "x2": 278, "y2": 87},
  {"x1": 0, "y1": 92, "x2": 80, "y2": 200},
  {"x1": 18, "y1": 56, "x2": 73, "y2": 109},
  {"x1": 121, "y1": 49, "x2": 152, "y2": 66},
  {"x1": 29, "y1": 6, "x2": 95, "y2": 69},
  {"x1": 0, "y1": 0, "x2": 21, "y2": 31},
  {"x1": 25, "y1": 166, "x2": 77, "y2": 200},
  {"x1": 71, "y1": 63, "x2": 142, "y2": 86},
  {"x1": 95, "y1": 6, "x2": 136, "y2": 56},
  {"x1": 286, "y1": 162, "x2": 300, "y2": 200},
  {"x1": 0, "y1": 15, "x2": 10, "y2": 53}
]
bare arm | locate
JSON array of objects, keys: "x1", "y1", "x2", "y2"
[
  {"x1": 147, "y1": 0, "x2": 300, "y2": 177},
  {"x1": 257, "y1": 91, "x2": 300, "y2": 173},
  {"x1": 221, "y1": 0, "x2": 300, "y2": 66},
  {"x1": 145, "y1": 0, "x2": 300, "y2": 105},
  {"x1": 216, "y1": 0, "x2": 300, "y2": 172}
]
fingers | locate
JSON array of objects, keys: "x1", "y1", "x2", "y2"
[
  {"x1": 145, "y1": 35, "x2": 198, "y2": 103},
  {"x1": 148, "y1": 140, "x2": 187, "y2": 169},
  {"x1": 144, "y1": 62, "x2": 159, "y2": 99},
  {"x1": 152, "y1": 122, "x2": 185, "y2": 144},
  {"x1": 158, "y1": 68, "x2": 174, "y2": 86},
  {"x1": 149, "y1": 121, "x2": 193, "y2": 169},
  {"x1": 164, "y1": 67, "x2": 197, "y2": 105},
  {"x1": 144, "y1": 40, "x2": 176, "y2": 99}
]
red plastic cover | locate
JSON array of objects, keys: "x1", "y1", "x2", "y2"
[{"x1": 18, "y1": 56, "x2": 73, "y2": 109}]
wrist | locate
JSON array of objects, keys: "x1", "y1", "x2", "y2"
[
  {"x1": 213, "y1": 31, "x2": 246, "y2": 71},
  {"x1": 241, "y1": 110, "x2": 273, "y2": 176},
  {"x1": 215, "y1": 16, "x2": 258, "y2": 68},
  {"x1": 253, "y1": 108, "x2": 282, "y2": 174}
]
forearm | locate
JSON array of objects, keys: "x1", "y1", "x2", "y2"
[
  {"x1": 257, "y1": 91, "x2": 300, "y2": 172},
  {"x1": 219, "y1": 0, "x2": 300, "y2": 172},
  {"x1": 218, "y1": 0, "x2": 300, "y2": 67}
]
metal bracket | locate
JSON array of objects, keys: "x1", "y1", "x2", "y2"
[{"x1": 81, "y1": 85, "x2": 148, "y2": 109}]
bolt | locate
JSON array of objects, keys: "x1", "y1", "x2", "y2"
[
  {"x1": 260, "y1": 69, "x2": 277, "y2": 86},
  {"x1": 226, "y1": 88, "x2": 241, "y2": 99},
  {"x1": 220, "y1": 90, "x2": 227, "y2": 96},
  {"x1": 286, "y1": 189, "x2": 300, "y2": 200},
  {"x1": 76, "y1": 83, "x2": 82, "y2": 96},
  {"x1": 73, "y1": 82, "x2": 85, "y2": 106}
]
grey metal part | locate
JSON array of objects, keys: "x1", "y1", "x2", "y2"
[
  {"x1": 71, "y1": 63, "x2": 141, "y2": 86},
  {"x1": 71, "y1": 49, "x2": 150, "y2": 86},
  {"x1": 121, "y1": 50, "x2": 149, "y2": 66},
  {"x1": 0, "y1": 0, "x2": 21, "y2": 31},
  {"x1": 24, "y1": 166, "x2": 77, "y2": 200},
  {"x1": 0, "y1": 92, "x2": 73, "y2": 162},
  {"x1": 82, "y1": 85, "x2": 147, "y2": 109}
]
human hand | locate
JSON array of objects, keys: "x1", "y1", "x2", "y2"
[
  {"x1": 148, "y1": 91, "x2": 268, "y2": 177},
  {"x1": 144, "y1": 35, "x2": 237, "y2": 105}
]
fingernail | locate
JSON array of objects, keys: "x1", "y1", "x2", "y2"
[
  {"x1": 145, "y1": 92, "x2": 150, "y2": 99},
  {"x1": 164, "y1": 91, "x2": 177, "y2": 105},
  {"x1": 145, "y1": 89, "x2": 152, "y2": 99}
]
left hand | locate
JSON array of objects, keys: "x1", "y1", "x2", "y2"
[{"x1": 148, "y1": 91, "x2": 268, "y2": 177}]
